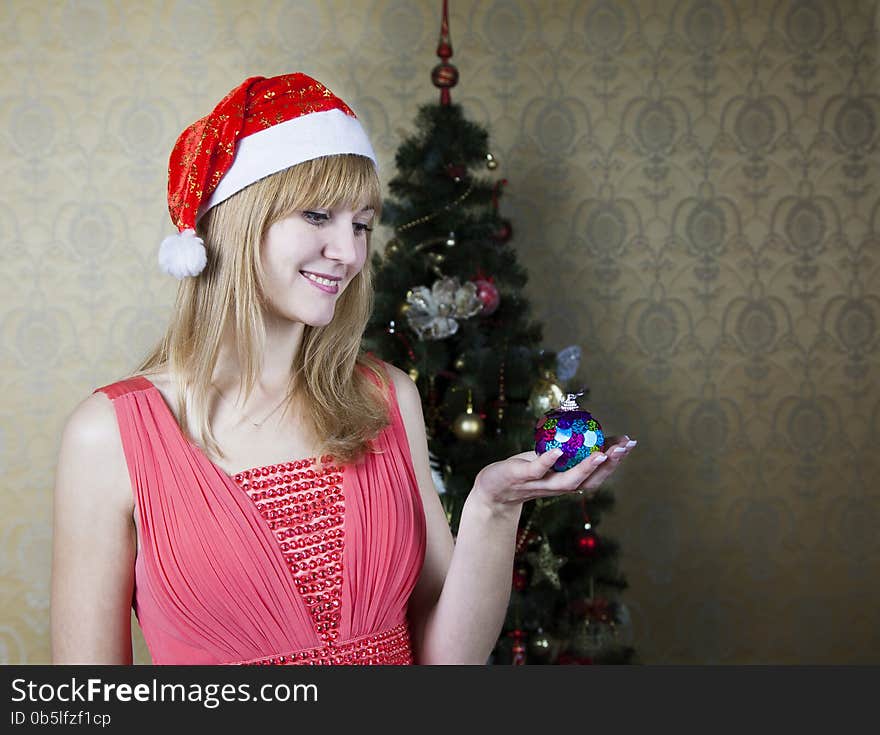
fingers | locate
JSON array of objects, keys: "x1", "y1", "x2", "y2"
[
  {"x1": 521, "y1": 449, "x2": 608, "y2": 494},
  {"x1": 530, "y1": 448, "x2": 563, "y2": 478},
  {"x1": 513, "y1": 450, "x2": 538, "y2": 461},
  {"x1": 603, "y1": 435, "x2": 634, "y2": 453},
  {"x1": 578, "y1": 436, "x2": 638, "y2": 492}
]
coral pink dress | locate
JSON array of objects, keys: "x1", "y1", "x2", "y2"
[{"x1": 94, "y1": 366, "x2": 426, "y2": 665}]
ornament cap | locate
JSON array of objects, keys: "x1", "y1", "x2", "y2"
[{"x1": 559, "y1": 391, "x2": 585, "y2": 411}]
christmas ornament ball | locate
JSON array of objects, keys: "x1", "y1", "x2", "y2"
[
  {"x1": 491, "y1": 218, "x2": 513, "y2": 243},
  {"x1": 452, "y1": 408, "x2": 484, "y2": 440},
  {"x1": 535, "y1": 393, "x2": 605, "y2": 472},
  {"x1": 575, "y1": 531, "x2": 599, "y2": 556},
  {"x1": 473, "y1": 278, "x2": 500, "y2": 315},
  {"x1": 528, "y1": 373, "x2": 564, "y2": 417},
  {"x1": 431, "y1": 62, "x2": 459, "y2": 89}
]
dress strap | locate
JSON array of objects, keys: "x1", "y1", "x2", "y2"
[{"x1": 93, "y1": 375, "x2": 153, "y2": 401}]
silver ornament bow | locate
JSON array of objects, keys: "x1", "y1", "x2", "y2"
[{"x1": 406, "y1": 276, "x2": 482, "y2": 340}]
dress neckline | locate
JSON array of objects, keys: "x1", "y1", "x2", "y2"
[{"x1": 133, "y1": 375, "x2": 328, "y2": 483}]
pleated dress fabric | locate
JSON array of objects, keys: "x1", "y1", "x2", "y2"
[{"x1": 94, "y1": 366, "x2": 426, "y2": 665}]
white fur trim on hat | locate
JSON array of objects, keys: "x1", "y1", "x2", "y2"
[
  {"x1": 197, "y1": 108, "x2": 377, "y2": 221},
  {"x1": 158, "y1": 228, "x2": 207, "y2": 279}
]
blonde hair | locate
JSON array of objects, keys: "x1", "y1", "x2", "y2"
[{"x1": 135, "y1": 154, "x2": 390, "y2": 466}]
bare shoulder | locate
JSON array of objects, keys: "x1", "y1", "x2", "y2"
[
  {"x1": 62, "y1": 391, "x2": 121, "y2": 449},
  {"x1": 380, "y1": 361, "x2": 423, "y2": 419},
  {"x1": 57, "y1": 390, "x2": 132, "y2": 512}
]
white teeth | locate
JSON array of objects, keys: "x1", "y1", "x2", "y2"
[{"x1": 303, "y1": 272, "x2": 336, "y2": 287}]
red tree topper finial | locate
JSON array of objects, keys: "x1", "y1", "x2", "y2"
[{"x1": 431, "y1": 0, "x2": 459, "y2": 105}]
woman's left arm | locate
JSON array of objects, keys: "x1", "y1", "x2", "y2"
[{"x1": 390, "y1": 364, "x2": 634, "y2": 664}]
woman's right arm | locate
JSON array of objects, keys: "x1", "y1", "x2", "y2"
[{"x1": 50, "y1": 392, "x2": 136, "y2": 664}]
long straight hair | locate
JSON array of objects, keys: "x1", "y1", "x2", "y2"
[{"x1": 134, "y1": 154, "x2": 389, "y2": 465}]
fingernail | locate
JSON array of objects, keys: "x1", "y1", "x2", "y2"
[
  {"x1": 612, "y1": 447, "x2": 626, "y2": 454},
  {"x1": 593, "y1": 453, "x2": 607, "y2": 463},
  {"x1": 626, "y1": 440, "x2": 637, "y2": 448}
]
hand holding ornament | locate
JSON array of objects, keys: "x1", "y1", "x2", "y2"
[{"x1": 470, "y1": 433, "x2": 635, "y2": 509}]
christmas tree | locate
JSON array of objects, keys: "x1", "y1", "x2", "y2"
[{"x1": 363, "y1": 0, "x2": 634, "y2": 665}]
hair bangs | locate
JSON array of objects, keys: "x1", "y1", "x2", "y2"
[{"x1": 267, "y1": 154, "x2": 381, "y2": 226}]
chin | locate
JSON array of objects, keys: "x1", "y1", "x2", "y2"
[
  {"x1": 299, "y1": 300, "x2": 341, "y2": 327},
  {"x1": 305, "y1": 312, "x2": 336, "y2": 328}
]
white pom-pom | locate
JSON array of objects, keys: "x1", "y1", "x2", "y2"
[{"x1": 158, "y1": 228, "x2": 207, "y2": 279}]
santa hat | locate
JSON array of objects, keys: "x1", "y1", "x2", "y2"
[{"x1": 159, "y1": 73, "x2": 378, "y2": 279}]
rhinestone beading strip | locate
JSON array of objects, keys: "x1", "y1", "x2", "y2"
[
  {"x1": 233, "y1": 455, "x2": 346, "y2": 647},
  {"x1": 232, "y1": 622, "x2": 413, "y2": 666}
]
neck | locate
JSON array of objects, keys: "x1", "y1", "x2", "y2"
[{"x1": 214, "y1": 314, "x2": 305, "y2": 396}]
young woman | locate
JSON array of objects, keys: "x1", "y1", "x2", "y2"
[{"x1": 50, "y1": 72, "x2": 635, "y2": 665}]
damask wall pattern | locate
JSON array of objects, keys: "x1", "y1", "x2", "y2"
[{"x1": 1, "y1": 0, "x2": 877, "y2": 664}]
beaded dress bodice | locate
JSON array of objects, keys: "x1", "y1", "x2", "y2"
[{"x1": 95, "y1": 366, "x2": 425, "y2": 665}]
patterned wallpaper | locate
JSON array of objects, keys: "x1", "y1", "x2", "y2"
[{"x1": 1, "y1": 0, "x2": 877, "y2": 664}]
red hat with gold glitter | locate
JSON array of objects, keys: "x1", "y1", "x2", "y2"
[{"x1": 159, "y1": 72, "x2": 377, "y2": 279}]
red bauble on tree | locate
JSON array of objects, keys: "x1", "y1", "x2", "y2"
[
  {"x1": 473, "y1": 277, "x2": 500, "y2": 315},
  {"x1": 492, "y1": 219, "x2": 513, "y2": 243},
  {"x1": 576, "y1": 530, "x2": 599, "y2": 557}
]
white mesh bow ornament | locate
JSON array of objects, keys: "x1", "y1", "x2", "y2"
[
  {"x1": 555, "y1": 345, "x2": 582, "y2": 382},
  {"x1": 405, "y1": 276, "x2": 482, "y2": 340}
]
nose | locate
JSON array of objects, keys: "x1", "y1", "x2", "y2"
[{"x1": 321, "y1": 218, "x2": 362, "y2": 267}]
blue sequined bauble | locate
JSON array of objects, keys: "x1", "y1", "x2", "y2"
[{"x1": 534, "y1": 394, "x2": 605, "y2": 472}]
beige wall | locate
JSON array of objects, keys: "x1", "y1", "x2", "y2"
[{"x1": 2, "y1": 0, "x2": 878, "y2": 664}]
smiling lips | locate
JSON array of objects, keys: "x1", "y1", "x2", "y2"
[{"x1": 301, "y1": 271, "x2": 341, "y2": 294}]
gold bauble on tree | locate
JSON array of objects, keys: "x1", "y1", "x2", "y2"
[
  {"x1": 398, "y1": 301, "x2": 411, "y2": 318},
  {"x1": 454, "y1": 354, "x2": 466, "y2": 371},
  {"x1": 452, "y1": 389, "x2": 484, "y2": 440},
  {"x1": 528, "y1": 369, "x2": 564, "y2": 417},
  {"x1": 408, "y1": 367, "x2": 419, "y2": 382},
  {"x1": 385, "y1": 238, "x2": 402, "y2": 257}
]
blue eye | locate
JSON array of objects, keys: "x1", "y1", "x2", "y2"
[
  {"x1": 304, "y1": 211, "x2": 373, "y2": 235},
  {"x1": 303, "y1": 211, "x2": 329, "y2": 225}
]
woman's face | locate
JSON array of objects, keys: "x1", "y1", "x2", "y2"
[{"x1": 259, "y1": 204, "x2": 374, "y2": 327}]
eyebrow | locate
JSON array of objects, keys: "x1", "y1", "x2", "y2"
[{"x1": 358, "y1": 206, "x2": 375, "y2": 214}]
